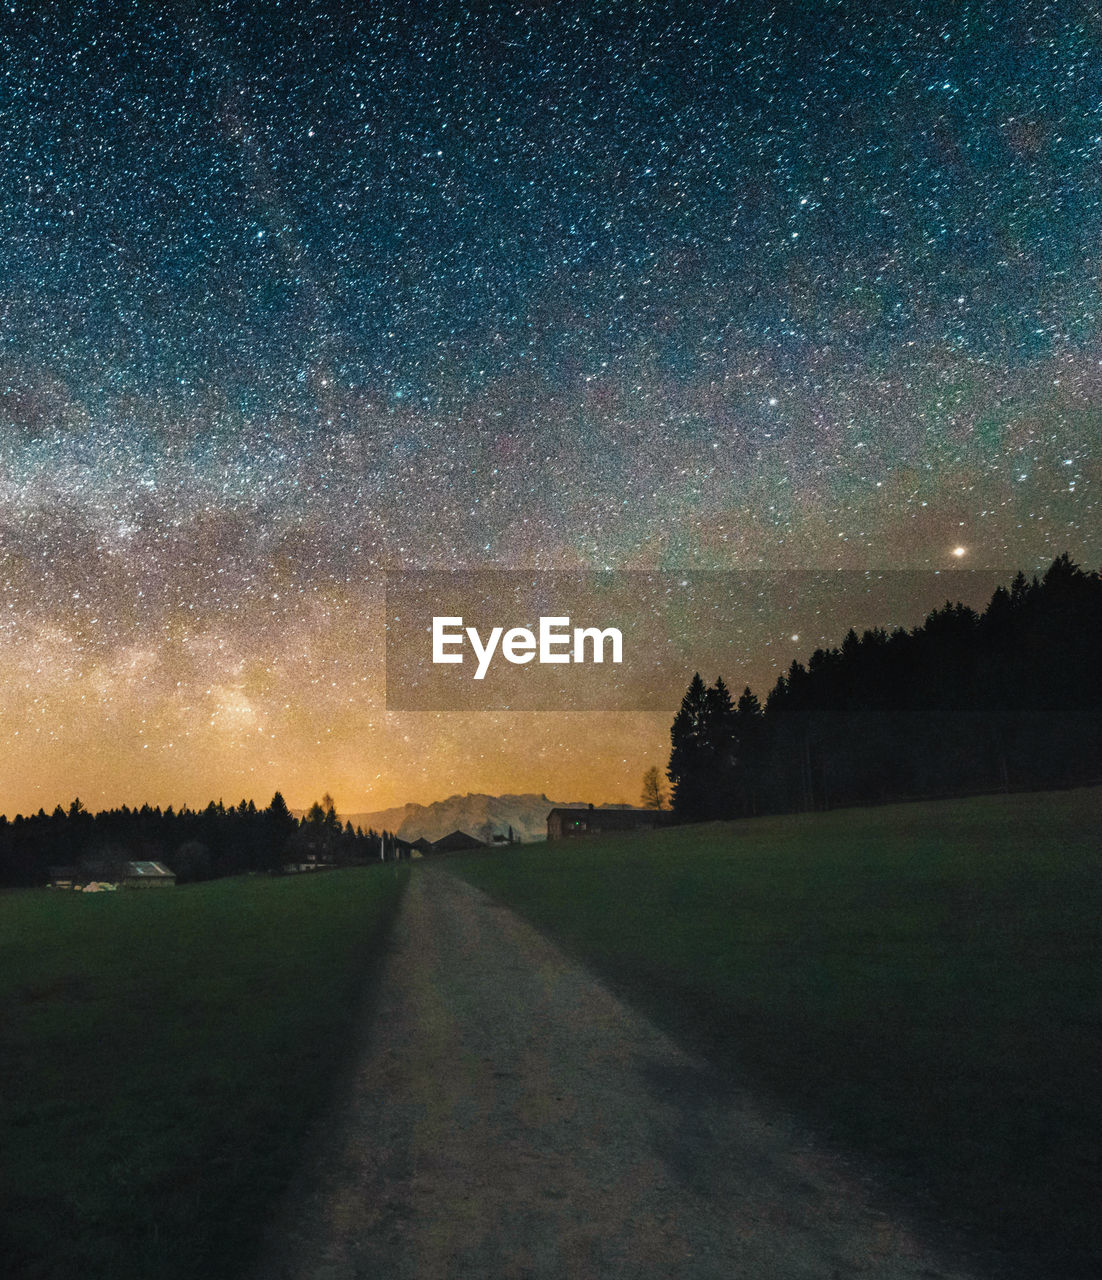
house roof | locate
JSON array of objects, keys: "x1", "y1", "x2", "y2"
[
  {"x1": 430, "y1": 830, "x2": 486, "y2": 852},
  {"x1": 123, "y1": 860, "x2": 175, "y2": 878}
]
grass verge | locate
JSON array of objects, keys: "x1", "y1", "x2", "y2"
[
  {"x1": 0, "y1": 864, "x2": 408, "y2": 1280},
  {"x1": 448, "y1": 788, "x2": 1102, "y2": 1276}
]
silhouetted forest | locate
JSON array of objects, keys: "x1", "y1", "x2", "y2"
[
  {"x1": 668, "y1": 555, "x2": 1102, "y2": 821},
  {"x1": 0, "y1": 791, "x2": 408, "y2": 889}
]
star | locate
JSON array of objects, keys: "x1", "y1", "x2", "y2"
[{"x1": 0, "y1": 2, "x2": 1094, "y2": 815}]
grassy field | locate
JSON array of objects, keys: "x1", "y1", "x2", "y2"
[
  {"x1": 0, "y1": 864, "x2": 408, "y2": 1280},
  {"x1": 449, "y1": 787, "x2": 1102, "y2": 1276}
]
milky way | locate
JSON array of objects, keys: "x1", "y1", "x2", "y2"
[{"x1": 1, "y1": 2, "x2": 1098, "y2": 814}]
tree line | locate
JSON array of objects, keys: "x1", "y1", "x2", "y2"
[
  {"x1": 668, "y1": 554, "x2": 1102, "y2": 821},
  {"x1": 0, "y1": 791, "x2": 408, "y2": 888}
]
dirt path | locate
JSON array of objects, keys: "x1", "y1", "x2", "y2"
[{"x1": 254, "y1": 867, "x2": 979, "y2": 1279}]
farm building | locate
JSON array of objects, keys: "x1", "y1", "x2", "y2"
[
  {"x1": 546, "y1": 806, "x2": 669, "y2": 841},
  {"x1": 120, "y1": 860, "x2": 176, "y2": 888},
  {"x1": 284, "y1": 858, "x2": 323, "y2": 873}
]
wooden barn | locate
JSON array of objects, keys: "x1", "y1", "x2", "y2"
[
  {"x1": 120, "y1": 860, "x2": 176, "y2": 888},
  {"x1": 546, "y1": 806, "x2": 669, "y2": 841}
]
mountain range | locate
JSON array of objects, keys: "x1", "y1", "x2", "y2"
[{"x1": 339, "y1": 792, "x2": 628, "y2": 845}]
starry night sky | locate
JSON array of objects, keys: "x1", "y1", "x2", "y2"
[{"x1": 1, "y1": 1, "x2": 1098, "y2": 814}]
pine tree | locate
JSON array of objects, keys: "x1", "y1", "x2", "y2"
[
  {"x1": 703, "y1": 677, "x2": 737, "y2": 817},
  {"x1": 668, "y1": 674, "x2": 711, "y2": 820},
  {"x1": 733, "y1": 686, "x2": 764, "y2": 815},
  {"x1": 268, "y1": 792, "x2": 294, "y2": 824}
]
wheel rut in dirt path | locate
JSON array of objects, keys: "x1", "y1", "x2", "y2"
[{"x1": 254, "y1": 866, "x2": 981, "y2": 1280}]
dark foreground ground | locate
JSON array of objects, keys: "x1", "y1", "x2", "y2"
[
  {"x1": 253, "y1": 867, "x2": 982, "y2": 1280},
  {"x1": 0, "y1": 866, "x2": 407, "y2": 1280},
  {"x1": 449, "y1": 786, "x2": 1102, "y2": 1277}
]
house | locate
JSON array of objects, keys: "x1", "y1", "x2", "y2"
[
  {"x1": 546, "y1": 806, "x2": 669, "y2": 841},
  {"x1": 430, "y1": 830, "x2": 487, "y2": 854},
  {"x1": 120, "y1": 860, "x2": 176, "y2": 888},
  {"x1": 48, "y1": 866, "x2": 79, "y2": 889},
  {"x1": 410, "y1": 837, "x2": 434, "y2": 858},
  {"x1": 284, "y1": 858, "x2": 323, "y2": 873}
]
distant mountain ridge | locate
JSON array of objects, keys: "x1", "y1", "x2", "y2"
[{"x1": 337, "y1": 792, "x2": 631, "y2": 845}]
